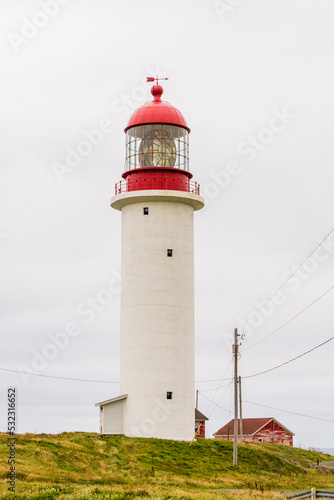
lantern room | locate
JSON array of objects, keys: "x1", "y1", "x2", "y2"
[
  {"x1": 125, "y1": 123, "x2": 189, "y2": 171},
  {"x1": 115, "y1": 83, "x2": 200, "y2": 195}
]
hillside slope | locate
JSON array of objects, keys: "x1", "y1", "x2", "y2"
[{"x1": 1, "y1": 432, "x2": 333, "y2": 499}]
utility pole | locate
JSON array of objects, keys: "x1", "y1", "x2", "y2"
[
  {"x1": 239, "y1": 376, "x2": 243, "y2": 443},
  {"x1": 196, "y1": 390, "x2": 199, "y2": 410},
  {"x1": 233, "y1": 328, "x2": 239, "y2": 466}
]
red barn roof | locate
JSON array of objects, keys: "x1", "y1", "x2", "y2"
[{"x1": 214, "y1": 418, "x2": 294, "y2": 437}]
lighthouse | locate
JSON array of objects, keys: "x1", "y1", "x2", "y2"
[{"x1": 97, "y1": 79, "x2": 204, "y2": 441}]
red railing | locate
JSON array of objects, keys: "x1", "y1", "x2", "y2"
[{"x1": 115, "y1": 178, "x2": 200, "y2": 196}]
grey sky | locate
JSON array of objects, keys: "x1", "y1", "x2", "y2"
[{"x1": 1, "y1": 0, "x2": 333, "y2": 448}]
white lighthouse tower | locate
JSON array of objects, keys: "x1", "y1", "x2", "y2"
[{"x1": 97, "y1": 79, "x2": 204, "y2": 441}]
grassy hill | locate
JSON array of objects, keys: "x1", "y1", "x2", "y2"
[{"x1": 1, "y1": 432, "x2": 333, "y2": 499}]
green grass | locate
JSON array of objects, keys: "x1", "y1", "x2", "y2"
[{"x1": 1, "y1": 432, "x2": 333, "y2": 499}]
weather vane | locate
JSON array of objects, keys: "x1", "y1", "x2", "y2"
[{"x1": 146, "y1": 76, "x2": 169, "y2": 84}]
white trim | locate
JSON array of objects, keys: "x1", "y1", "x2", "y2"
[
  {"x1": 95, "y1": 394, "x2": 128, "y2": 407},
  {"x1": 252, "y1": 418, "x2": 295, "y2": 437},
  {"x1": 110, "y1": 189, "x2": 205, "y2": 211},
  {"x1": 252, "y1": 418, "x2": 274, "y2": 436}
]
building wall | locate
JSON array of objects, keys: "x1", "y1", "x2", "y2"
[
  {"x1": 215, "y1": 421, "x2": 293, "y2": 446},
  {"x1": 102, "y1": 400, "x2": 125, "y2": 435},
  {"x1": 253, "y1": 421, "x2": 293, "y2": 445},
  {"x1": 119, "y1": 196, "x2": 196, "y2": 441},
  {"x1": 195, "y1": 420, "x2": 205, "y2": 438}
]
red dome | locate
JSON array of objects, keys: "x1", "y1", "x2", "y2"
[{"x1": 125, "y1": 85, "x2": 190, "y2": 133}]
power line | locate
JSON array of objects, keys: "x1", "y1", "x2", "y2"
[
  {"x1": 0, "y1": 365, "x2": 234, "y2": 385},
  {"x1": 4, "y1": 304, "x2": 332, "y2": 387},
  {"x1": 242, "y1": 283, "x2": 334, "y2": 352},
  {"x1": 238, "y1": 228, "x2": 334, "y2": 330},
  {"x1": 200, "y1": 381, "x2": 233, "y2": 393},
  {"x1": 208, "y1": 380, "x2": 234, "y2": 419},
  {"x1": 195, "y1": 377, "x2": 233, "y2": 383},
  {"x1": 200, "y1": 391, "x2": 232, "y2": 415},
  {"x1": 244, "y1": 400, "x2": 334, "y2": 423},
  {"x1": 204, "y1": 357, "x2": 233, "y2": 416},
  {"x1": 1, "y1": 365, "x2": 233, "y2": 386},
  {"x1": 0, "y1": 367, "x2": 119, "y2": 383},
  {"x1": 243, "y1": 336, "x2": 334, "y2": 379},
  {"x1": 198, "y1": 284, "x2": 334, "y2": 391}
]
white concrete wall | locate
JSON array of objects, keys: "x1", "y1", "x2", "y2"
[{"x1": 118, "y1": 194, "x2": 199, "y2": 440}]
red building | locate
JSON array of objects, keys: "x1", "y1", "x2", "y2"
[
  {"x1": 195, "y1": 409, "x2": 208, "y2": 438},
  {"x1": 214, "y1": 418, "x2": 294, "y2": 446}
]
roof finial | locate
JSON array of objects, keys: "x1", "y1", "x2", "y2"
[{"x1": 147, "y1": 76, "x2": 168, "y2": 102}]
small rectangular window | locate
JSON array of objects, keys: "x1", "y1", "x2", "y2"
[
  {"x1": 166, "y1": 392, "x2": 172, "y2": 400},
  {"x1": 143, "y1": 207, "x2": 149, "y2": 215},
  {"x1": 167, "y1": 249, "x2": 173, "y2": 257}
]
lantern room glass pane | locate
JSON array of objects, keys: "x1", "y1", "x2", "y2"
[{"x1": 136, "y1": 126, "x2": 142, "y2": 137}]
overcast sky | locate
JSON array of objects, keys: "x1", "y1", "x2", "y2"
[{"x1": 1, "y1": 0, "x2": 333, "y2": 449}]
